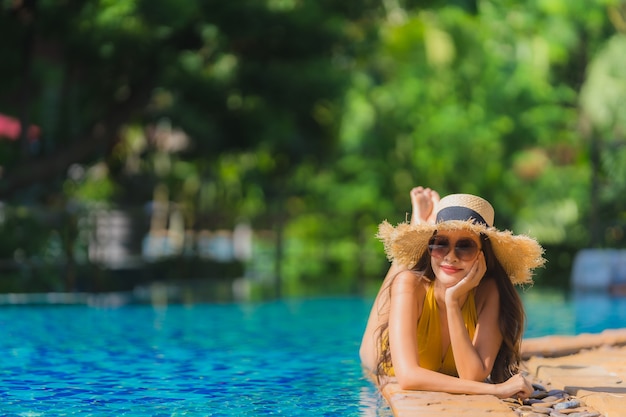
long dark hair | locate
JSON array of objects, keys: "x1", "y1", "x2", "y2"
[
  {"x1": 481, "y1": 234, "x2": 525, "y2": 382},
  {"x1": 374, "y1": 233, "x2": 525, "y2": 383}
]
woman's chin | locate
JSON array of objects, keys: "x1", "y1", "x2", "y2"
[{"x1": 437, "y1": 274, "x2": 463, "y2": 288}]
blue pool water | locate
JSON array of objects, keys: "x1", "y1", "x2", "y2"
[
  {"x1": 0, "y1": 298, "x2": 387, "y2": 416},
  {"x1": 0, "y1": 292, "x2": 625, "y2": 416},
  {"x1": 522, "y1": 291, "x2": 626, "y2": 338}
]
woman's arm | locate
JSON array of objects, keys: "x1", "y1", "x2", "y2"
[
  {"x1": 445, "y1": 254, "x2": 503, "y2": 381},
  {"x1": 392, "y1": 370, "x2": 533, "y2": 399},
  {"x1": 386, "y1": 270, "x2": 422, "y2": 384},
  {"x1": 388, "y1": 269, "x2": 526, "y2": 398},
  {"x1": 359, "y1": 261, "x2": 404, "y2": 370},
  {"x1": 386, "y1": 272, "x2": 484, "y2": 393}
]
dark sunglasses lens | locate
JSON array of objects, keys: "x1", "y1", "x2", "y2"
[
  {"x1": 428, "y1": 237, "x2": 479, "y2": 261},
  {"x1": 455, "y1": 239, "x2": 479, "y2": 261},
  {"x1": 428, "y1": 236, "x2": 450, "y2": 258}
]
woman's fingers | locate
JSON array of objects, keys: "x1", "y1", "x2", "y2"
[{"x1": 464, "y1": 253, "x2": 486, "y2": 287}]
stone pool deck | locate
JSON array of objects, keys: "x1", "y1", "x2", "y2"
[{"x1": 381, "y1": 328, "x2": 626, "y2": 417}]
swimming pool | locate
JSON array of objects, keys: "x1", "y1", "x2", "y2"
[
  {"x1": 0, "y1": 292, "x2": 624, "y2": 416},
  {"x1": 522, "y1": 290, "x2": 626, "y2": 338}
]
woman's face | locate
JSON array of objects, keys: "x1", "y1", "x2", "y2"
[{"x1": 428, "y1": 230, "x2": 482, "y2": 287}]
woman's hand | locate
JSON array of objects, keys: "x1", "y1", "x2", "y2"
[
  {"x1": 445, "y1": 252, "x2": 487, "y2": 305},
  {"x1": 493, "y1": 373, "x2": 534, "y2": 400}
]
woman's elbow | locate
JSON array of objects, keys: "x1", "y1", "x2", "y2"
[
  {"x1": 397, "y1": 379, "x2": 417, "y2": 391},
  {"x1": 395, "y1": 368, "x2": 422, "y2": 391},
  {"x1": 359, "y1": 344, "x2": 376, "y2": 372},
  {"x1": 395, "y1": 373, "x2": 413, "y2": 390}
]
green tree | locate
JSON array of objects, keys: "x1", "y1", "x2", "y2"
[
  {"x1": 1, "y1": 0, "x2": 624, "y2": 296},
  {"x1": 309, "y1": 0, "x2": 624, "y2": 291}
]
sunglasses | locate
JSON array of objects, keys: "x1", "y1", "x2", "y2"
[{"x1": 427, "y1": 235, "x2": 480, "y2": 261}]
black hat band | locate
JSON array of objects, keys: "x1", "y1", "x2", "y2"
[{"x1": 436, "y1": 206, "x2": 490, "y2": 227}]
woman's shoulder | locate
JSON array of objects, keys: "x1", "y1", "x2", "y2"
[
  {"x1": 389, "y1": 270, "x2": 429, "y2": 317},
  {"x1": 391, "y1": 269, "x2": 429, "y2": 294}
]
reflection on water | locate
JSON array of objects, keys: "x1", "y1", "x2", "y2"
[
  {"x1": 359, "y1": 386, "x2": 394, "y2": 417},
  {"x1": 522, "y1": 289, "x2": 626, "y2": 338}
]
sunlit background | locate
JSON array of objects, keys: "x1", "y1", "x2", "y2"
[
  {"x1": 2, "y1": 2, "x2": 626, "y2": 416},
  {"x1": 1, "y1": 0, "x2": 625, "y2": 302}
]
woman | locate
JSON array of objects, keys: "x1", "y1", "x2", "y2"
[{"x1": 360, "y1": 188, "x2": 545, "y2": 399}]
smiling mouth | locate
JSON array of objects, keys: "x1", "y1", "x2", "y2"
[{"x1": 440, "y1": 265, "x2": 462, "y2": 274}]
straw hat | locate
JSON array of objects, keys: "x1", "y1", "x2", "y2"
[{"x1": 377, "y1": 194, "x2": 545, "y2": 285}]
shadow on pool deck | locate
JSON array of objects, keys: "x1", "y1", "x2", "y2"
[{"x1": 381, "y1": 328, "x2": 626, "y2": 417}]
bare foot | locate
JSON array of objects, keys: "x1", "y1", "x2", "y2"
[{"x1": 410, "y1": 187, "x2": 440, "y2": 225}]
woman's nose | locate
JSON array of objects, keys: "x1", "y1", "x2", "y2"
[{"x1": 444, "y1": 249, "x2": 458, "y2": 262}]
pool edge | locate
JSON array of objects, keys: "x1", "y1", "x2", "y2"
[{"x1": 379, "y1": 328, "x2": 626, "y2": 417}]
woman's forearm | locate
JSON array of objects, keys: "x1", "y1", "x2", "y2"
[
  {"x1": 395, "y1": 366, "x2": 532, "y2": 400},
  {"x1": 446, "y1": 301, "x2": 490, "y2": 381},
  {"x1": 395, "y1": 364, "x2": 496, "y2": 395}
]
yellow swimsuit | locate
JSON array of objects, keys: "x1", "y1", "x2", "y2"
[
  {"x1": 387, "y1": 283, "x2": 477, "y2": 377},
  {"x1": 417, "y1": 283, "x2": 477, "y2": 376}
]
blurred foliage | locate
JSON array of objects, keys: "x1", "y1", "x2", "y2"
[{"x1": 0, "y1": 0, "x2": 625, "y2": 297}]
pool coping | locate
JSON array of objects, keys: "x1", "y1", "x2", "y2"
[{"x1": 380, "y1": 328, "x2": 626, "y2": 417}]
